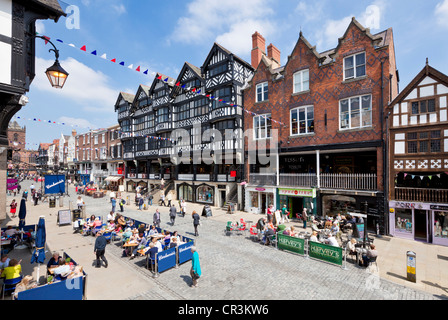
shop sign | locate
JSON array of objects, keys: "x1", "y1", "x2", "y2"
[
  {"x1": 430, "y1": 205, "x2": 448, "y2": 211},
  {"x1": 277, "y1": 234, "x2": 305, "y2": 255},
  {"x1": 309, "y1": 241, "x2": 343, "y2": 266},
  {"x1": 279, "y1": 188, "x2": 315, "y2": 198},
  {"x1": 255, "y1": 188, "x2": 266, "y2": 191},
  {"x1": 395, "y1": 202, "x2": 416, "y2": 209}
]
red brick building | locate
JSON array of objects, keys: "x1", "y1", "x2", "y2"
[
  {"x1": 243, "y1": 17, "x2": 399, "y2": 233},
  {"x1": 7, "y1": 121, "x2": 38, "y2": 174}
]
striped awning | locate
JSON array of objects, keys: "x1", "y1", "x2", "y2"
[{"x1": 105, "y1": 176, "x2": 122, "y2": 182}]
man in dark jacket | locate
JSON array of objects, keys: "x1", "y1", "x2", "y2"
[
  {"x1": 192, "y1": 211, "x2": 200, "y2": 236},
  {"x1": 153, "y1": 209, "x2": 161, "y2": 228},
  {"x1": 169, "y1": 205, "x2": 177, "y2": 225},
  {"x1": 94, "y1": 231, "x2": 108, "y2": 268}
]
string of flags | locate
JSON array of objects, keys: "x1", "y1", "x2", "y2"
[
  {"x1": 38, "y1": 33, "x2": 286, "y2": 127},
  {"x1": 403, "y1": 173, "x2": 447, "y2": 180}
]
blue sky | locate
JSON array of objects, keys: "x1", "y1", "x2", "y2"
[{"x1": 14, "y1": 0, "x2": 448, "y2": 148}]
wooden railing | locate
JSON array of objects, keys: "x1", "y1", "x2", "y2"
[{"x1": 395, "y1": 187, "x2": 448, "y2": 203}]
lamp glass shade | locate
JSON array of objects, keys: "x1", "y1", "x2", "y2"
[{"x1": 45, "y1": 61, "x2": 69, "y2": 89}]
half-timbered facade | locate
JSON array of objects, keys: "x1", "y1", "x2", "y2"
[
  {"x1": 388, "y1": 63, "x2": 448, "y2": 245},
  {"x1": 243, "y1": 18, "x2": 399, "y2": 234},
  {"x1": 115, "y1": 43, "x2": 254, "y2": 206}
]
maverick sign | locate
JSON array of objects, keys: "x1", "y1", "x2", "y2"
[
  {"x1": 309, "y1": 241, "x2": 343, "y2": 266},
  {"x1": 279, "y1": 188, "x2": 316, "y2": 198},
  {"x1": 277, "y1": 234, "x2": 305, "y2": 255}
]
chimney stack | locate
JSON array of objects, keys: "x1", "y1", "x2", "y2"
[
  {"x1": 267, "y1": 43, "x2": 281, "y2": 65},
  {"x1": 251, "y1": 31, "x2": 266, "y2": 69}
]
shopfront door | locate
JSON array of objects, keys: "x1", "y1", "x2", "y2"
[
  {"x1": 414, "y1": 209, "x2": 427, "y2": 241},
  {"x1": 261, "y1": 194, "x2": 267, "y2": 214}
]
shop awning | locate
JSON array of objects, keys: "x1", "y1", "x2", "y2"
[{"x1": 105, "y1": 176, "x2": 122, "y2": 182}]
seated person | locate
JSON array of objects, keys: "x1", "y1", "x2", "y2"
[
  {"x1": 256, "y1": 218, "x2": 267, "y2": 241},
  {"x1": 130, "y1": 233, "x2": 149, "y2": 259},
  {"x1": 263, "y1": 221, "x2": 275, "y2": 245},
  {"x1": 1, "y1": 258, "x2": 22, "y2": 281},
  {"x1": 289, "y1": 226, "x2": 297, "y2": 237},
  {"x1": 0, "y1": 254, "x2": 11, "y2": 272},
  {"x1": 47, "y1": 252, "x2": 62, "y2": 272},
  {"x1": 151, "y1": 237, "x2": 163, "y2": 252},
  {"x1": 148, "y1": 225, "x2": 158, "y2": 236},
  {"x1": 346, "y1": 238, "x2": 357, "y2": 256},
  {"x1": 107, "y1": 220, "x2": 116, "y2": 230},
  {"x1": 169, "y1": 237, "x2": 178, "y2": 249},
  {"x1": 91, "y1": 218, "x2": 103, "y2": 235},
  {"x1": 145, "y1": 242, "x2": 159, "y2": 270},
  {"x1": 83, "y1": 215, "x2": 96, "y2": 234},
  {"x1": 362, "y1": 244, "x2": 378, "y2": 267},
  {"x1": 283, "y1": 227, "x2": 291, "y2": 236},
  {"x1": 4, "y1": 226, "x2": 19, "y2": 237},
  {"x1": 106, "y1": 211, "x2": 115, "y2": 223},
  {"x1": 52, "y1": 260, "x2": 71, "y2": 281},
  {"x1": 122, "y1": 228, "x2": 133, "y2": 243},
  {"x1": 324, "y1": 218, "x2": 333, "y2": 229},
  {"x1": 309, "y1": 231, "x2": 320, "y2": 243},
  {"x1": 13, "y1": 275, "x2": 37, "y2": 298},
  {"x1": 170, "y1": 231, "x2": 180, "y2": 244},
  {"x1": 115, "y1": 214, "x2": 126, "y2": 228},
  {"x1": 325, "y1": 234, "x2": 339, "y2": 247},
  {"x1": 163, "y1": 231, "x2": 171, "y2": 242},
  {"x1": 331, "y1": 222, "x2": 340, "y2": 235}
]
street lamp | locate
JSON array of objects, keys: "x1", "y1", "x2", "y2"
[{"x1": 29, "y1": 33, "x2": 69, "y2": 89}]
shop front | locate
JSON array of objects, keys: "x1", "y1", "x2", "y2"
[
  {"x1": 389, "y1": 201, "x2": 448, "y2": 246},
  {"x1": 176, "y1": 183, "x2": 216, "y2": 206},
  {"x1": 278, "y1": 188, "x2": 316, "y2": 218},
  {"x1": 245, "y1": 186, "x2": 277, "y2": 214}
]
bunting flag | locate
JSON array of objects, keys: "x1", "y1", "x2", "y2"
[{"x1": 38, "y1": 33, "x2": 286, "y2": 126}]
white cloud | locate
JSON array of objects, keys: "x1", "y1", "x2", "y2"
[
  {"x1": 112, "y1": 4, "x2": 126, "y2": 15},
  {"x1": 170, "y1": 0, "x2": 276, "y2": 56},
  {"x1": 295, "y1": 1, "x2": 325, "y2": 22},
  {"x1": 435, "y1": 0, "x2": 448, "y2": 28},
  {"x1": 58, "y1": 116, "x2": 97, "y2": 130},
  {"x1": 35, "y1": 20, "x2": 45, "y2": 34},
  {"x1": 33, "y1": 57, "x2": 119, "y2": 113}
]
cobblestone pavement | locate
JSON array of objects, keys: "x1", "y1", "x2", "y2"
[{"x1": 3, "y1": 181, "x2": 442, "y2": 300}]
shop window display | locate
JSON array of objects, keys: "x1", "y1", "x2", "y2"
[
  {"x1": 395, "y1": 209, "x2": 412, "y2": 233},
  {"x1": 197, "y1": 185, "x2": 213, "y2": 204},
  {"x1": 434, "y1": 211, "x2": 448, "y2": 238},
  {"x1": 179, "y1": 185, "x2": 193, "y2": 202},
  {"x1": 250, "y1": 192, "x2": 259, "y2": 208}
]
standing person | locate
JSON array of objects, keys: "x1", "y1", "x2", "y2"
[
  {"x1": 181, "y1": 199, "x2": 187, "y2": 217},
  {"x1": 192, "y1": 211, "x2": 200, "y2": 237},
  {"x1": 119, "y1": 198, "x2": 125, "y2": 212},
  {"x1": 9, "y1": 199, "x2": 17, "y2": 218},
  {"x1": 111, "y1": 197, "x2": 116, "y2": 213},
  {"x1": 17, "y1": 184, "x2": 21, "y2": 194},
  {"x1": 167, "y1": 192, "x2": 172, "y2": 207},
  {"x1": 109, "y1": 191, "x2": 116, "y2": 203},
  {"x1": 302, "y1": 207, "x2": 308, "y2": 229},
  {"x1": 30, "y1": 183, "x2": 35, "y2": 193},
  {"x1": 190, "y1": 246, "x2": 201, "y2": 288},
  {"x1": 22, "y1": 189, "x2": 28, "y2": 201},
  {"x1": 148, "y1": 193, "x2": 153, "y2": 206},
  {"x1": 281, "y1": 205, "x2": 290, "y2": 224},
  {"x1": 153, "y1": 209, "x2": 161, "y2": 228},
  {"x1": 33, "y1": 191, "x2": 39, "y2": 206},
  {"x1": 169, "y1": 204, "x2": 177, "y2": 225},
  {"x1": 161, "y1": 178, "x2": 165, "y2": 190},
  {"x1": 160, "y1": 191, "x2": 166, "y2": 207},
  {"x1": 76, "y1": 196, "x2": 84, "y2": 210},
  {"x1": 94, "y1": 231, "x2": 108, "y2": 268},
  {"x1": 138, "y1": 197, "x2": 144, "y2": 211}
]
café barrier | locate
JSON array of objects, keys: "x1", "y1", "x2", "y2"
[
  {"x1": 117, "y1": 216, "x2": 195, "y2": 275},
  {"x1": 16, "y1": 252, "x2": 87, "y2": 300},
  {"x1": 276, "y1": 232, "x2": 347, "y2": 269}
]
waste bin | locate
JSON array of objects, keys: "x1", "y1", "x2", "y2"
[
  {"x1": 49, "y1": 198, "x2": 56, "y2": 208},
  {"x1": 406, "y1": 251, "x2": 416, "y2": 283},
  {"x1": 72, "y1": 209, "x2": 81, "y2": 222}
]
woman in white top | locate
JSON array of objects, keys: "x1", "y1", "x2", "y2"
[
  {"x1": 76, "y1": 196, "x2": 84, "y2": 210},
  {"x1": 309, "y1": 231, "x2": 319, "y2": 243}
]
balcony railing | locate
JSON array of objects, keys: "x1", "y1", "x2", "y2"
[
  {"x1": 320, "y1": 173, "x2": 377, "y2": 191},
  {"x1": 395, "y1": 187, "x2": 448, "y2": 203},
  {"x1": 178, "y1": 174, "x2": 194, "y2": 181},
  {"x1": 280, "y1": 173, "x2": 317, "y2": 187},
  {"x1": 248, "y1": 173, "x2": 377, "y2": 191},
  {"x1": 196, "y1": 174, "x2": 211, "y2": 182}
]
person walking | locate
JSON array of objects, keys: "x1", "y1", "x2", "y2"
[
  {"x1": 148, "y1": 194, "x2": 153, "y2": 206},
  {"x1": 302, "y1": 207, "x2": 308, "y2": 229},
  {"x1": 94, "y1": 231, "x2": 108, "y2": 268},
  {"x1": 281, "y1": 205, "x2": 290, "y2": 224},
  {"x1": 192, "y1": 211, "x2": 200, "y2": 237},
  {"x1": 160, "y1": 191, "x2": 166, "y2": 207},
  {"x1": 190, "y1": 246, "x2": 201, "y2": 288},
  {"x1": 167, "y1": 192, "x2": 172, "y2": 207},
  {"x1": 181, "y1": 199, "x2": 187, "y2": 217},
  {"x1": 9, "y1": 200, "x2": 17, "y2": 218},
  {"x1": 111, "y1": 197, "x2": 116, "y2": 213},
  {"x1": 169, "y1": 204, "x2": 177, "y2": 226},
  {"x1": 153, "y1": 209, "x2": 161, "y2": 228},
  {"x1": 22, "y1": 189, "x2": 28, "y2": 201}
]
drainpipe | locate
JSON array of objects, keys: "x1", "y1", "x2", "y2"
[{"x1": 381, "y1": 59, "x2": 388, "y2": 236}]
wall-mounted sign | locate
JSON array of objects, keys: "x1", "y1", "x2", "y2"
[
  {"x1": 279, "y1": 188, "x2": 316, "y2": 198},
  {"x1": 430, "y1": 205, "x2": 448, "y2": 211},
  {"x1": 255, "y1": 188, "x2": 266, "y2": 192}
]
